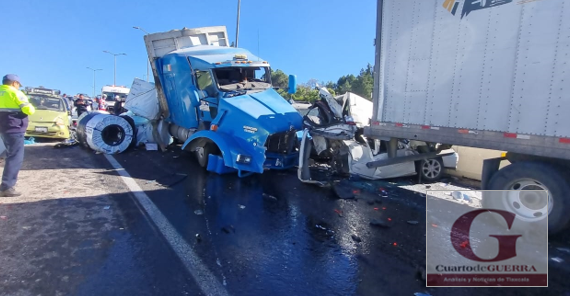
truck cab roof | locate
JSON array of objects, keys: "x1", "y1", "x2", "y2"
[{"x1": 166, "y1": 45, "x2": 269, "y2": 69}]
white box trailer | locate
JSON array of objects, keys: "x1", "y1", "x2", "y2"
[{"x1": 364, "y1": 0, "x2": 570, "y2": 234}]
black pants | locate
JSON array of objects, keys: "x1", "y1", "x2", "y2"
[{"x1": 0, "y1": 132, "x2": 24, "y2": 191}]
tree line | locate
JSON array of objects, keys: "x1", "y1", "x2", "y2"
[{"x1": 271, "y1": 63, "x2": 374, "y2": 102}]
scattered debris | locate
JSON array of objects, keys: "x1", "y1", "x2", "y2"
[
  {"x1": 415, "y1": 266, "x2": 426, "y2": 281},
  {"x1": 103, "y1": 206, "x2": 111, "y2": 210},
  {"x1": 24, "y1": 137, "x2": 35, "y2": 145},
  {"x1": 238, "y1": 204, "x2": 246, "y2": 209},
  {"x1": 315, "y1": 224, "x2": 327, "y2": 231},
  {"x1": 262, "y1": 193, "x2": 277, "y2": 201},
  {"x1": 155, "y1": 173, "x2": 188, "y2": 187},
  {"x1": 407, "y1": 220, "x2": 419, "y2": 225},
  {"x1": 551, "y1": 257, "x2": 564, "y2": 263},
  {"x1": 370, "y1": 219, "x2": 390, "y2": 228},
  {"x1": 351, "y1": 234, "x2": 362, "y2": 243},
  {"x1": 54, "y1": 138, "x2": 79, "y2": 148},
  {"x1": 221, "y1": 225, "x2": 235, "y2": 234},
  {"x1": 145, "y1": 142, "x2": 158, "y2": 151},
  {"x1": 194, "y1": 210, "x2": 204, "y2": 215},
  {"x1": 334, "y1": 209, "x2": 343, "y2": 217},
  {"x1": 333, "y1": 179, "x2": 356, "y2": 199}
]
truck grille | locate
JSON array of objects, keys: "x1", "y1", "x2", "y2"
[{"x1": 265, "y1": 130, "x2": 298, "y2": 154}]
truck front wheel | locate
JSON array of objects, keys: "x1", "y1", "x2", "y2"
[
  {"x1": 483, "y1": 161, "x2": 570, "y2": 234},
  {"x1": 195, "y1": 143, "x2": 218, "y2": 168}
]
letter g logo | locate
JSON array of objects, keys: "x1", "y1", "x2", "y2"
[{"x1": 450, "y1": 209, "x2": 522, "y2": 262}]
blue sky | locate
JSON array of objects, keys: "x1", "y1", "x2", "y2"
[{"x1": 2, "y1": 0, "x2": 376, "y2": 96}]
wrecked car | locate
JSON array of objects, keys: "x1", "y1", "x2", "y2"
[{"x1": 296, "y1": 87, "x2": 458, "y2": 185}]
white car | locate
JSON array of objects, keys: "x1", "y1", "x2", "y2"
[{"x1": 293, "y1": 89, "x2": 458, "y2": 182}]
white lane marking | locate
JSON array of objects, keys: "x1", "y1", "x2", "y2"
[{"x1": 104, "y1": 154, "x2": 230, "y2": 296}]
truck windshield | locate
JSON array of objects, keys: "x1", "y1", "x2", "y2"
[
  {"x1": 214, "y1": 66, "x2": 271, "y2": 92},
  {"x1": 102, "y1": 92, "x2": 128, "y2": 102},
  {"x1": 29, "y1": 95, "x2": 65, "y2": 112}
]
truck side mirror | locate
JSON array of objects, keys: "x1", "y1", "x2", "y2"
[{"x1": 288, "y1": 75, "x2": 297, "y2": 94}]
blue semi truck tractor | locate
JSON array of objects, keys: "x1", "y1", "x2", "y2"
[{"x1": 143, "y1": 26, "x2": 302, "y2": 176}]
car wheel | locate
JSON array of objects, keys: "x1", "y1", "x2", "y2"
[{"x1": 418, "y1": 158, "x2": 444, "y2": 182}]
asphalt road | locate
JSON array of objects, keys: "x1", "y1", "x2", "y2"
[{"x1": 0, "y1": 142, "x2": 569, "y2": 296}]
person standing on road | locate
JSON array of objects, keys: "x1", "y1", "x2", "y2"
[
  {"x1": 0, "y1": 74, "x2": 35, "y2": 197},
  {"x1": 74, "y1": 94, "x2": 88, "y2": 118},
  {"x1": 113, "y1": 95, "x2": 124, "y2": 115}
]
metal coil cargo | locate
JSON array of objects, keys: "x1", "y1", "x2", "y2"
[{"x1": 76, "y1": 112, "x2": 134, "y2": 154}]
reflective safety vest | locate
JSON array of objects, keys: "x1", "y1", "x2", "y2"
[{"x1": 0, "y1": 85, "x2": 36, "y2": 133}]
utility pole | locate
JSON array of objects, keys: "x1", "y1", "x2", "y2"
[
  {"x1": 235, "y1": 0, "x2": 241, "y2": 47},
  {"x1": 86, "y1": 67, "x2": 102, "y2": 98},
  {"x1": 133, "y1": 26, "x2": 151, "y2": 82},
  {"x1": 103, "y1": 50, "x2": 126, "y2": 86}
]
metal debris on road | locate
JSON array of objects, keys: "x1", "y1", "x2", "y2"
[
  {"x1": 370, "y1": 219, "x2": 390, "y2": 228},
  {"x1": 262, "y1": 193, "x2": 277, "y2": 201},
  {"x1": 221, "y1": 225, "x2": 235, "y2": 234},
  {"x1": 551, "y1": 257, "x2": 564, "y2": 263},
  {"x1": 334, "y1": 209, "x2": 343, "y2": 217},
  {"x1": 194, "y1": 210, "x2": 204, "y2": 215},
  {"x1": 54, "y1": 138, "x2": 79, "y2": 148},
  {"x1": 407, "y1": 220, "x2": 419, "y2": 225},
  {"x1": 351, "y1": 234, "x2": 362, "y2": 243}
]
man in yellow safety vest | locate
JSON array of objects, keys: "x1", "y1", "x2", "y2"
[{"x1": 0, "y1": 74, "x2": 35, "y2": 197}]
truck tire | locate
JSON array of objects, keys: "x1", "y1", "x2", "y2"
[
  {"x1": 483, "y1": 161, "x2": 570, "y2": 235},
  {"x1": 417, "y1": 158, "x2": 444, "y2": 182},
  {"x1": 195, "y1": 142, "x2": 217, "y2": 168}
]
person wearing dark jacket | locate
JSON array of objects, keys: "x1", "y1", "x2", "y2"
[
  {"x1": 114, "y1": 95, "x2": 126, "y2": 115},
  {"x1": 74, "y1": 94, "x2": 88, "y2": 118},
  {"x1": 0, "y1": 74, "x2": 36, "y2": 197}
]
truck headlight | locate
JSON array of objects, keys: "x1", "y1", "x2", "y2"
[{"x1": 236, "y1": 154, "x2": 251, "y2": 164}]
